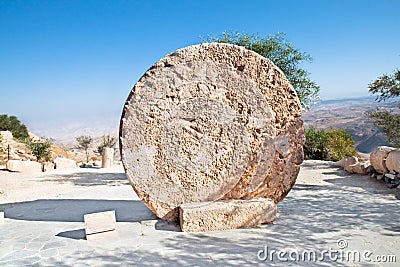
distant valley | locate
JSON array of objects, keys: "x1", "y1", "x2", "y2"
[{"x1": 303, "y1": 96, "x2": 397, "y2": 153}]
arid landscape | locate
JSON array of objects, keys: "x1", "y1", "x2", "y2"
[
  {"x1": 303, "y1": 97, "x2": 397, "y2": 153},
  {"x1": 18, "y1": 96, "x2": 396, "y2": 157},
  {"x1": 32, "y1": 96, "x2": 397, "y2": 156}
]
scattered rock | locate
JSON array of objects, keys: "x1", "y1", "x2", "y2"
[
  {"x1": 8, "y1": 153, "x2": 21, "y2": 160},
  {"x1": 16, "y1": 149, "x2": 26, "y2": 154},
  {"x1": 335, "y1": 156, "x2": 358, "y2": 169},
  {"x1": 0, "y1": 131, "x2": 13, "y2": 143},
  {"x1": 384, "y1": 173, "x2": 397, "y2": 180},
  {"x1": 93, "y1": 160, "x2": 102, "y2": 167},
  {"x1": 346, "y1": 161, "x2": 370, "y2": 175},
  {"x1": 79, "y1": 163, "x2": 93, "y2": 168}
]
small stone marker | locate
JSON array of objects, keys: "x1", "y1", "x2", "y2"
[
  {"x1": 84, "y1": 210, "x2": 116, "y2": 240},
  {"x1": 0, "y1": 211, "x2": 4, "y2": 224},
  {"x1": 179, "y1": 198, "x2": 277, "y2": 232}
]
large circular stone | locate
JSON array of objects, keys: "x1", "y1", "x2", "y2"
[{"x1": 120, "y1": 43, "x2": 304, "y2": 221}]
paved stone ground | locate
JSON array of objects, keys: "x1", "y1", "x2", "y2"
[{"x1": 0, "y1": 161, "x2": 399, "y2": 266}]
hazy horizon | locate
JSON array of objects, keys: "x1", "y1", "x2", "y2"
[{"x1": 1, "y1": 0, "x2": 399, "y2": 140}]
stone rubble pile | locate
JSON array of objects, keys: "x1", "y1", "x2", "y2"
[
  {"x1": 0, "y1": 131, "x2": 36, "y2": 163},
  {"x1": 337, "y1": 146, "x2": 400, "y2": 188}
]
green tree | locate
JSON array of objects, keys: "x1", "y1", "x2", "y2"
[
  {"x1": 304, "y1": 128, "x2": 358, "y2": 161},
  {"x1": 96, "y1": 135, "x2": 116, "y2": 154},
  {"x1": 76, "y1": 135, "x2": 93, "y2": 163},
  {"x1": 304, "y1": 127, "x2": 328, "y2": 160},
  {"x1": 0, "y1": 114, "x2": 29, "y2": 140},
  {"x1": 366, "y1": 69, "x2": 400, "y2": 147},
  {"x1": 25, "y1": 138, "x2": 52, "y2": 162},
  {"x1": 205, "y1": 32, "x2": 320, "y2": 109}
]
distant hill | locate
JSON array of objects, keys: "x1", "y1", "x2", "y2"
[
  {"x1": 29, "y1": 117, "x2": 119, "y2": 144},
  {"x1": 26, "y1": 96, "x2": 397, "y2": 154},
  {"x1": 303, "y1": 96, "x2": 397, "y2": 153}
]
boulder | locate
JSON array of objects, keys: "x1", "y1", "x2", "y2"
[
  {"x1": 179, "y1": 198, "x2": 277, "y2": 232},
  {"x1": 8, "y1": 153, "x2": 21, "y2": 160},
  {"x1": 0, "y1": 131, "x2": 13, "y2": 143},
  {"x1": 386, "y1": 149, "x2": 400, "y2": 173},
  {"x1": 120, "y1": 43, "x2": 304, "y2": 222},
  {"x1": 16, "y1": 149, "x2": 26, "y2": 154},
  {"x1": 345, "y1": 161, "x2": 370, "y2": 175},
  {"x1": 335, "y1": 156, "x2": 358, "y2": 169},
  {"x1": 6, "y1": 160, "x2": 42, "y2": 173},
  {"x1": 385, "y1": 173, "x2": 397, "y2": 180},
  {"x1": 370, "y1": 146, "x2": 396, "y2": 173},
  {"x1": 54, "y1": 157, "x2": 77, "y2": 169}
]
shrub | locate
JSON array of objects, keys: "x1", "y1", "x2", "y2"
[
  {"x1": 366, "y1": 68, "x2": 400, "y2": 147},
  {"x1": 24, "y1": 137, "x2": 52, "y2": 162},
  {"x1": 304, "y1": 127, "x2": 328, "y2": 160},
  {"x1": 304, "y1": 128, "x2": 358, "y2": 161}
]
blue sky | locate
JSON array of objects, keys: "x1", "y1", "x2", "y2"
[{"x1": 0, "y1": 0, "x2": 399, "y2": 137}]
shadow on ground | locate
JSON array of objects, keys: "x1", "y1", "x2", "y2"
[
  {"x1": 2, "y1": 161, "x2": 400, "y2": 266},
  {"x1": 3, "y1": 199, "x2": 156, "y2": 222},
  {"x1": 40, "y1": 171, "x2": 129, "y2": 186}
]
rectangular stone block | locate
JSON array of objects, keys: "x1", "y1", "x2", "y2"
[
  {"x1": 54, "y1": 157, "x2": 77, "y2": 169},
  {"x1": 84, "y1": 210, "x2": 116, "y2": 238},
  {"x1": 6, "y1": 160, "x2": 42, "y2": 173},
  {"x1": 179, "y1": 198, "x2": 277, "y2": 232}
]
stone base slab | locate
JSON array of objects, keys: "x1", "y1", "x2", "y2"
[
  {"x1": 179, "y1": 198, "x2": 277, "y2": 232},
  {"x1": 86, "y1": 229, "x2": 118, "y2": 241}
]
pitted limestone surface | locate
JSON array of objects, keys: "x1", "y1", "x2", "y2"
[{"x1": 120, "y1": 43, "x2": 304, "y2": 221}]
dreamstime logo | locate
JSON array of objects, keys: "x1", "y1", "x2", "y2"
[{"x1": 257, "y1": 239, "x2": 397, "y2": 263}]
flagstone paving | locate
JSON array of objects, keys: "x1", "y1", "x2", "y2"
[{"x1": 0, "y1": 161, "x2": 399, "y2": 266}]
